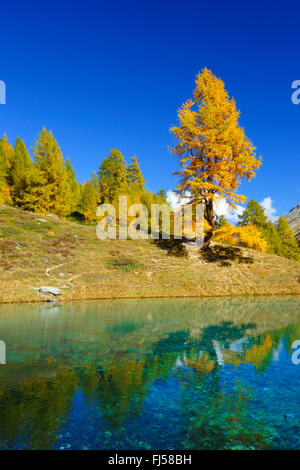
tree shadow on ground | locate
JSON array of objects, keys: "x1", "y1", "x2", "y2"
[
  {"x1": 152, "y1": 236, "x2": 188, "y2": 257},
  {"x1": 154, "y1": 237, "x2": 254, "y2": 264},
  {"x1": 203, "y1": 245, "x2": 254, "y2": 266}
]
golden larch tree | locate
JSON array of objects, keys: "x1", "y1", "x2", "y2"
[{"x1": 170, "y1": 68, "x2": 261, "y2": 249}]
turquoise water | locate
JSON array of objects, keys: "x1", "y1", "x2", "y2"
[{"x1": 0, "y1": 296, "x2": 299, "y2": 450}]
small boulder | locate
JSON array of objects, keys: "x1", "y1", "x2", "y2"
[{"x1": 39, "y1": 286, "x2": 62, "y2": 296}]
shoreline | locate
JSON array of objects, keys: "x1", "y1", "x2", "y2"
[{"x1": 0, "y1": 290, "x2": 299, "y2": 306}]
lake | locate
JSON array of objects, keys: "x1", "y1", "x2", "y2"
[{"x1": 0, "y1": 296, "x2": 299, "y2": 450}]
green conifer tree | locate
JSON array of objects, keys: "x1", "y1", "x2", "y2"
[
  {"x1": 238, "y1": 199, "x2": 298, "y2": 259},
  {"x1": 22, "y1": 127, "x2": 68, "y2": 216},
  {"x1": 277, "y1": 216, "x2": 300, "y2": 261},
  {"x1": 155, "y1": 190, "x2": 167, "y2": 202},
  {"x1": 238, "y1": 199, "x2": 268, "y2": 227},
  {"x1": 214, "y1": 214, "x2": 227, "y2": 229},
  {"x1": 98, "y1": 149, "x2": 128, "y2": 203},
  {"x1": 0, "y1": 141, "x2": 9, "y2": 191},
  {"x1": 9, "y1": 137, "x2": 35, "y2": 206},
  {"x1": 0, "y1": 134, "x2": 14, "y2": 169},
  {"x1": 127, "y1": 156, "x2": 145, "y2": 190},
  {"x1": 65, "y1": 158, "x2": 81, "y2": 214},
  {"x1": 91, "y1": 171, "x2": 99, "y2": 199},
  {"x1": 0, "y1": 135, "x2": 13, "y2": 204},
  {"x1": 80, "y1": 180, "x2": 98, "y2": 223}
]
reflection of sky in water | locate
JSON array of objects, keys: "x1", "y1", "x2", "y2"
[{"x1": 0, "y1": 296, "x2": 299, "y2": 450}]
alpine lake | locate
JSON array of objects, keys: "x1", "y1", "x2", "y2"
[{"x1": 0, "y1": 295, "x2": 299, "y2": 450}]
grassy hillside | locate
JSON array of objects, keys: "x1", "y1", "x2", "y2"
[{"x1": 0, "y1": 205, "x2": 299, "y2": 303}]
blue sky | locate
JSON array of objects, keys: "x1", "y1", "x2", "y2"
[{"x1": 0, "y1": 0, "x2": 299, "y2": 216}]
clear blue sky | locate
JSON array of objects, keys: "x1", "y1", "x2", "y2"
[{"x1": 0, "y1": 0, "x2": 299, "y2": 215}]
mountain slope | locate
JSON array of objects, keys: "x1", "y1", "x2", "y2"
[
  {"x1": 0, "y1": 205, "x2": 299, "y2": 303},
  {"x1": 285, "y1": 203, "x2": 300, "y2": 246}
]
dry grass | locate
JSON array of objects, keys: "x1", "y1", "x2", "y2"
[{"x1": 0, "y1": 205, "x2": 299, "y2": 303}]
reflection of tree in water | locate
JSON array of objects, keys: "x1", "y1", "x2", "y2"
[
  {"x1": 283, "y1": 323, "x2": 300, "y2": 356},
  {"x1": 0, "y1": 310, "x2": 297, "y2": 449},
  {"x1": 79, "y1": 352, "x2": 176, "y2": 429},
  {"x1": 180, "y1": 376, "x2": 276, "y2": 450},
  {"x1": 0, "y1": 366, "x2": 78, "y2": 449},
  {"x1": 78, "y1": 323, "x2": 258, "y2": 430},
  {"x1": 76, "y1": 320, "x2": 290, "y2": 435},
  {"x1": 176, "y1": 323, "x2": 289, "y2": 449},
  {"x1": 218, "y1": 328, "x2": 288, "y2": 372}
]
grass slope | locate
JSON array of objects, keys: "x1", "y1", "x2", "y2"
[{"x1": 0, "y1": 205, "x2": 299, "y2": 303}]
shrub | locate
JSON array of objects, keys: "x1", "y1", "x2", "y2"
[
  {"x1": 106, "y1": 256, "x2": 144, "y2": 271},
  {"x1": 214, "y1": 224, "x2": 268, "y2": 252}
]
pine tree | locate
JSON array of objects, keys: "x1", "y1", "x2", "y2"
[
  {"x1": 0, "y1": 135, "x2": 13, "y2": 204},
  {"x1": 214, "y1": 214, "x2": 227, "y2": 229},
  {"x1": 238, "y1": 199, "x2": 282, "y2": 256},
  {"x1": 127, "y1": 156, "x2": 145, "y2": 190},
  {"x1": 80, "y1": 180, "x2": 98, "y2": 223},
  {"x1": 22, "y1": 127, "x2": 69, "y2": 216},
  {"x1": 277, "y1": 216, "x2": 300, "y2": 261},
  {"x1": 65, "y1": 158, "x2": 81, "y2": 214},
  {"x1": 263, "y1": 221, "x2": 282, "y2": 256},
  {"x1": 238, "y1": 199, "x2": 267, "y2": 227},
  {"x1": 0, "y1": 142, "x2": 9, "y2": 194},
  {"x1": 91, "y1": 171, "x2": 99, "y2": 199},
  {"x1": 9, "y1": 137, "x2": 35, "y2": 206},
  {"x1": 156, "y1": 190, "x2": 167, "y2": 203},
  {"x1": 170, "y1": 68, "x2": 261, "y2": 249},
  {"x1": 98, "y1": 149, "x2": 128, "y2": 203},
  {"x1": 0, "y1": 134, "x2": 14, "y2": 169}
]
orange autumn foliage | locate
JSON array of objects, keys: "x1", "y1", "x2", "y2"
[
  {"x1": 170, "y1": 68, "x2": 261, "y2": 249},
  {"x1": 214, "y1": 223, "x2": 268, "y2": 253}
]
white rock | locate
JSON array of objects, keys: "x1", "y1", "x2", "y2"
[{"x1": 39, "y1": 286, "x2": 62, "y2": 296}]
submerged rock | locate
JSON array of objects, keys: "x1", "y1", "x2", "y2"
[
  {"x1": 39, "y1": 286, "x2": 62, "y2": 296},
  {"x1": 39, "y1": 295, "x2": 58, "y2": 303}
]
